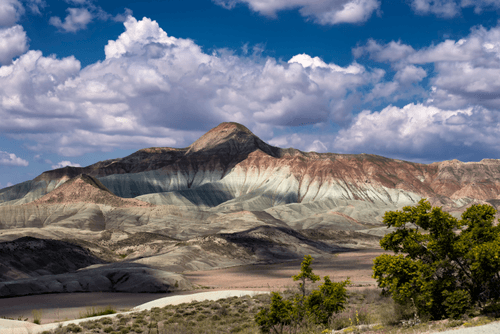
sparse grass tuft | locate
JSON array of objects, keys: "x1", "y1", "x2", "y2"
[
  {"x1": 32, "y1": 309, "x2": 43, "y2": 324},
  {"x1": 29, "y1": 289, "x2": 500, "y2": 334},
  {"x1": 79, "y1": 306, "x2": 116, "y2": 319}
]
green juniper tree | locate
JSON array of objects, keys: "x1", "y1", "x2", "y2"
[
  {"x1": 255, "y1": 255, "x2": 350, "y2": 333},
  {"x1": 373, "y1": 199, "x2": 500, "y2": 319}
]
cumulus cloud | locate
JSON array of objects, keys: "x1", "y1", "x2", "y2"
[
  {"x1": 49, "y1": 3, "x2": 132, "y2": 32},
  {"x1": 410, "y1": 0, "x2": 500, "y2": 17},
  {"x1": 0, "y1": 0, "x2": 23, "y2": 27},
  {"x1": 50, "y1": 8, "x2": 93, "y2": 32},
  {"x1": 394, "y1": 65, "x2": 427, "y2": 85},
  {"x1": 354, "y1": 25, "x2": 500, "y2": 110},
  {"x1": 333, "y1": 103, "x2": 500, "y2": 160},
  {"x1": 411, "y1": 0, "x2": 460, "y2": 17},
  {"x1": 213, "y1": 0, "x2": 380, "y2": 25},
  {"x1": 353, "y1": 39, "x2": 416, "y2": 63},
  {"x1": 0, "y1": 0, "x2": 28, "y2": 65},
  {"x1": 0, "y1": 25, "x2": 28, "y2": 65},
  {"x1": 51, "y1": 160, "x2": 81, "y2": 169},
  {"x1": 0, "y1": 16, "x2": 379, "y2": 156},
  {"x1": 269, "y1": 132, "x2": 334, "y2": 152},
  {"x1": 0, "y1": 151, "x2": 28, "y2": 166}
]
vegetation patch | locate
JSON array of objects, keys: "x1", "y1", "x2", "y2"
[{"x1": 79, "y1": 306, "x2": 116, "y2": 319}]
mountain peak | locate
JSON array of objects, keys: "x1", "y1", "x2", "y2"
[{"x1": 186, "y1": 122, "x2": 280, "y2": 157}]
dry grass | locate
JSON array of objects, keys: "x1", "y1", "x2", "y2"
[
  {"x1": 44, "y1": 294, "x2": 272, "y2": 334},
  {"x1": 39, "y1": 289, "x2": 500, "y2": 334}
]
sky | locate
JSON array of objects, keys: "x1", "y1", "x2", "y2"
[{"x1": 1, "y1": 0, "x2": 500, "y2": 188}]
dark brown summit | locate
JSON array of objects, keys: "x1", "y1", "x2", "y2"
[
  {"x1": 34, "y1": 122, "x2": 281, "y2": 183},
  {"x1": 186, "y1": 122, "x2": 280, "y2": 157}
]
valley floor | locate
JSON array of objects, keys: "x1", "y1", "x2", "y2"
[
  {"x1": 0, "y1": 249, "x2": 385, "y2": 324},
  {"x1": 183, "y1": 249, "x2": 384, "y2": 290}
]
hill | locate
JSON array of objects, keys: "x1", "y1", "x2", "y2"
[{"x1": 1, "y1": 122, "x2": 500, "y2": 297}]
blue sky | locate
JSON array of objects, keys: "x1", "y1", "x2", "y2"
[{"x1": 1, "y1": 0, "x2": 500, "y2": 188}]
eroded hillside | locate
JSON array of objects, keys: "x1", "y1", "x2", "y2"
[{"x1": 1, "y1": 122, "x2": 499, "y2": 297}]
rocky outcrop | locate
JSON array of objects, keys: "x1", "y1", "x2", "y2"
[
  {"x1": 1, "y1": 122, "x2": 500, "y2": 234},
  {"x1": 1, "y1": 122, "x2": 500, "y2": 297},
  {"x1": 31, "y1": 174, "x2": 153, "y2": 208},
  {"x1": 0, "y1": 262, "x2": 191, "y2": 298},
  {"x1": 0, "y1": 237, "x2": 105, "y2": 282}
]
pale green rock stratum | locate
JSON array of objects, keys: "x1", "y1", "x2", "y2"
[{"x1": 1, "y1": 122, "x2": 500, "y2": 297}]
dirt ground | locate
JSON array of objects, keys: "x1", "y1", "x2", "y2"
[
  {"x1": 0, "y1": 249, "x2": 387, "y2": 324},
  {"x1": 183, "y1": 249, "x2": 386, "y2": 290}
]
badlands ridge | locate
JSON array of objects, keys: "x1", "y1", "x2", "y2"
[{"x1": 1, "y1": 122, "x2": 500, "y2": 297}]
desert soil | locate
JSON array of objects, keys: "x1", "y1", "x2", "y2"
[
  {"x1": 0, "y1": 249, "x2": 385, "y2": 324},
  {"x1": 183, "y1": 249, "x2": 385, "y2": 290}
]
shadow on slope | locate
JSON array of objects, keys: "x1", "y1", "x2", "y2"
[
  {"x1": 0, "y1": 237, "x2": 106, "y2": 282},
  {"x1": 198, "y1": 225, "x2": 348, "y2": 262}
]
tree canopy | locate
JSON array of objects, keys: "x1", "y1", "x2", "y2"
[
  {"x1": 373, "y1": 199, "x2": 500, "y2": 319},
  {"x1": 256, "y1": 255, "x2": 350, "y2": 333}
]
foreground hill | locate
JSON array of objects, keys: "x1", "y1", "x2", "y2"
[{"x1": 0, "y1": 122, "x2": 499, "y2": 297}]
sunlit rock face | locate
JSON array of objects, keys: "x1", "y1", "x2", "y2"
[
  {"x1": 1, "y1": 122, "x2": 500, "y2": 232},
  {"x1": 3, "y1": 122, "x2": 500, "y2": 298}
]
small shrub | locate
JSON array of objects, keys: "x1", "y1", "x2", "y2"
[
  {"x1": 63, "y1": 323, "x2": 83, "y2": 333},
  {"x1": 100, "y1": 318, "x2": 113, "y2": 325},
  {"x1": 103, "y1": 326, "x2": 114, "y2": 333},
  {"x1": 81, "y1": 306, "x2": 116, "y2": 318},
  {"x1": 446, "y1": 320, "x2": 464, "y2": 328},
  {"x1": 32, "y1": 309, "x2": 42, "y2": 324},
  {"x1": 256, "y1": 255, "x2": 350, "y2": 333}
]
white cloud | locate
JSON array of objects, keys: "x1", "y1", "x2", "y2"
[
  {"x1": 0, "y1": 0, "x2": 23, "y2": 27},
  {"x1": 50, "y1": 8, "x2": 93, "y2": 32},
  {"x1": 307, "y1": 139, "x2": 328, "y2": 153},
  {"x1": 411, "y1": 0, "x2": 460, "y2": 17},
  {"x1": 0, "y1": 25, "x2": 28, "y2": 65},
  {"x1": 0, "y1": 151, "x2": 28, "y2": 166},
  {"x1": 51, "y1": 160, "x2": 81, "y2": 169},
  {"x1": 26, "y1": 0, "x2": 46, "y2": 15},
  {"x1": 0, "y1": 16, "x2": 379, "y2": 156},
  {"x1": 269, "y1": 132, "x2": 334, "y2": 152},
  {"x1": 410, "y1": 0, "x2": 500, "y2": 17},
  {"x1": 394, "y1": 65, "x2": 427, "y2": 85},
  {"x1": 354, "y1": 25, "x2": 500, "y2": 110},
  {"x1": 0, "y1": 182, "x2": 14, "y2": 189},
  {"x1": 333, "y1": 103, "x2": 500, "y2": 160},
  {"x1": 112, "y1": 8, "x2": 133, "y2": 22},
  {"x1": 353, "y1": 39, "x2": 416, "y2": 62},
  {"x1": 213, "y1": 0, "x2": 380, "y2": 25},
  {"x1": 49, "y1": 3, "x2": 132, "y2": 33}
]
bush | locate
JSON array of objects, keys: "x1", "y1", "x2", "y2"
[
  {"x1": 103, "y1": 325, "x2": 114, "y2": 333},
  {"x1": 255, "y1": 255, "x2": 350, "y2": 333},
  {"x1": 374, "y1": 200, "x2": 500, "y2": 320},
  {"x1": 80, "y1": 306, "x2": 116, "y2": 319},
  {"x1": 32, "y1": 309, "x2": 42, "y2": 324},
  {"x1": 66, "y1": 323, "x2": 83, "y2": 333}
]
